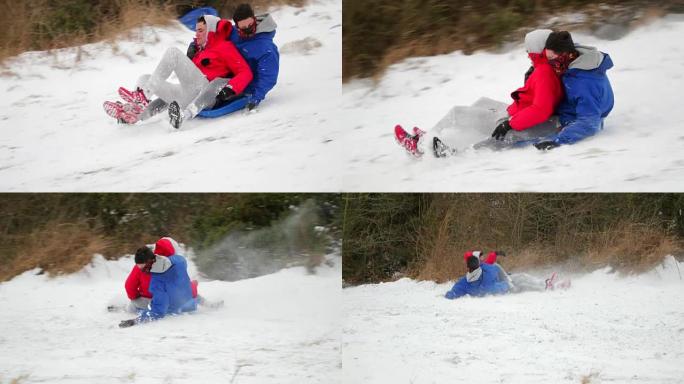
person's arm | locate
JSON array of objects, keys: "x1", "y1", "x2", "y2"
[
  {"x1": 223, "y1": 43, "x2": 253, "y2": 95},
  {"x1": 445, "y1": 278, "x2": 468, "y2": 300},
  {"x1": 124, "y1": 267, "x2": 140, "y2": 300},
  {"x1": 552, "y1": 94, "x2": 603, "y2": 144},
  {"x1": 508, "y1": 68, "x2": 561, "y2": 130},
  {"x1": 248, "y1": 48, "x2": 279, "y2": 104}
]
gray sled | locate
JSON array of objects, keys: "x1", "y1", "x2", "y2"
[{"x1": 430, "y1": 97, "x2": 560, "y2": 153}]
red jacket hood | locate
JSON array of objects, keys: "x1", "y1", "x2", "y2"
[{"x1": 154, "y1": 237, "x2": 178, "y2": 256}]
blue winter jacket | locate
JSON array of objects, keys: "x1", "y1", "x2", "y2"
[
  {"x1": 445, "y1": 263, "x2": 510, "y2": 300},
  {"x1": 138, "y1": 254, "x2": 197, "y2": 322},
  {"x1": 549, "y1": 46, "x2": 614, "y2": 145},
  {"x1": 230, "y1": 14, "x2": 280, "y2": 105}
]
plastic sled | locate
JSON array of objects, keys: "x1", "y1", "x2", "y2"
[
  {"x1": 432, "y1": 97, "x2": 560, "y2": 152},
  {"x1": 179, "y1": 7, "x2": 219, "y2": 31},
  {"x1": 197, "y1": 96, "x2": 248, "y2": 118}
]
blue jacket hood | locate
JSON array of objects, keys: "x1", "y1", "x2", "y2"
[{"x1": 567, "y1": 45, "x2": 613, "y2": 78}]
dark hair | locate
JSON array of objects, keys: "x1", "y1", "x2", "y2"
[
  {"x1": 233, "y1": 4, "x2": 255, "y2": 22},
  {"x1": 466, "y1": 256, "x2": 480, "y2": 273},
  {"x1": 135, "y1": 246, "x2": 155, "y2": 264},
  {"x1": 197, "y1": 16, "x2": 206, "y2": 24},
  {"x1": 545, "y1": 31, "x2": 577, "y2": 54}
]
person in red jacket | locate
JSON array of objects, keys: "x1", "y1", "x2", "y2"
[
  {"x1": 395, "y1": 29, "x2": 564, "y2": 157},
  {"x1": 489, "y1": 29, "x2": 564, "y2": 141},
  {"x1": 103, "y1": 15, "x2": 253, "y2": 129},
  {"x1": 123, "y1": 237, "x2": 199, "y2": 313}
]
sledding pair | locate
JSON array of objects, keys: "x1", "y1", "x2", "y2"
[
  {"x1": 444, "y1": 250, "x2": 570, "y2": 300},
  {"x1": 396, "y1": 29, "x2": 614, "y2": 157},
  {"x1": 116, "y1": 237, "x2": 222, "y2": 328},
  {"x1": 104, "y1": 3, "x2": 280, "y2": 129}
]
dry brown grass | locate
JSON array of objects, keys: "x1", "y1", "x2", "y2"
[
  {"x1": 581, "y1": 222, "x2": 680, "y2": 274},
  {"x1": 413, "y1": 222, "x2": 681, "y2": 282},
  {"x1": 99, "y1": 1, "x2": 177, "y2": 43},
  {"x1": 0, "y1": 0, "x2": 308, "y2": 63},
  {"x1": 0, "y1": 0, "x2": 176, "y2": 62},
  {"x1": 0, "y1": 221, "x2": 112, "y2": 281}
]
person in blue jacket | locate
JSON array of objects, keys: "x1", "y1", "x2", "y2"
[
  {"x1": 119, "y1": 246, "x2": 197, "y2": 327},
  {"x1": 534, "y1": 31, "x2": 614, "y2": 150},
  {"x1": 445, "y1": 255, "x2": 510, "y2": 300},
  {"x1": 224, "y1": 3, "x2": 280, "y2": 111}
]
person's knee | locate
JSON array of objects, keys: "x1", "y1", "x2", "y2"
[{"x1": 164, "y1": 47, "x2": 183, "y2": 59}]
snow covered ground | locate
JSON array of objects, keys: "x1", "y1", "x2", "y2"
[
  {"x1": 342, "y1": 256, "x2": 684, "y2": 384},
  {"x1": 0, "y1": 252, "x2": 341, "y2": 383},
  {"x1": 341, "y1": 15, "x2": 684, "y2": 192},
  {"x1": 0, "y1": 0, "x2": 342, "y2": 192}
]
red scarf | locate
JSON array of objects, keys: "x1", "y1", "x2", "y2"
[{"x1": 549, "y1": 51, "x2": 578, "y2": 76}]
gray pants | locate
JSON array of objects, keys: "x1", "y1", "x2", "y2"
[
  {"x1": 509, "y1": 273, "x2": 547, "y2": 293},
  {"x1": 127, "y1": 297, "x2": 151, "y2": 313},
  {"x1": 425, "y1": 97, "x2": 560, "y2": 153},
  {"x1": 136, "y1": 47, "x2": 227, "y2": 121}
]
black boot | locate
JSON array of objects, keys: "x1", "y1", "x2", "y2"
[
  {"x1": 168, "y1": 101, "x2": 183, "y2": 129},
  {"x1": 433, "y1": 137, "x2": 456, "y2": 158}
]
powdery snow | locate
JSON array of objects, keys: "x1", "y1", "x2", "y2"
[
  {"x1": 341, "y1": 15, "x2": 684, "y2": 192},
  {"x1": 0, "y1": 252, "x2": 341, "y2": 383},
  {"x1": 342, "y1": 256, "x2": 684, "y2": 383},
  {"x1": 0, "y1": 0, "x2": 342, "y2": 192}
]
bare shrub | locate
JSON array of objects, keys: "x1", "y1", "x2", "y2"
[{"x1": 0, "y1": 220, "x2": 111, "y2": 281}]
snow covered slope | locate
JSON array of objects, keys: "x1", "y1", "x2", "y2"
[
  {"x1": 0, "y1": 253, "x2": 341, "y2": 383},
  {"x1": 341, "y1": 15, "x2": 684, "y2": 192},
  {"x1": 0, "y1": 0, "x2": 341, "y2": 192},
  {"x1": 342, "y1": 256, "x2": 684, "y2": 384}
]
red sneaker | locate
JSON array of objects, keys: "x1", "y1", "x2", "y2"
[
  {"x1": 545, "y1": 272, "x2": 557, "y2": 290},
  {"x1": 412, "y1": 126, "x2": 426, "y2": 137},
  {"x1": 103, "y1": 101, "x2": 140, "y2": 124},
  {"x1": 118, "y1": 87, "x2": 149, "y2": 108},
  {"x1": 394, "y1": 124, "x2": 422, "y2": 157}
]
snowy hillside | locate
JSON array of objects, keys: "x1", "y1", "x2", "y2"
[
  {"x1": 342, "y1": 256, "x2": 684, "y2": 383},
  {"x1": 0, "y1": 0, "x2": 342, "y2": 192},
  {"x1": 341, "y1": 15, "x2": 684, "y2": 192},
  {"x1": 0, "y1": 253, "x2": 341, "y2": 383}
]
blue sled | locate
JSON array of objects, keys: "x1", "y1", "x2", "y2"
[
  {"x1": 179, "y1": 7, "x2": 219, "y2": 31},
  {"x1": 197, "y1": 97, "x2": 248, "y2": 118}
]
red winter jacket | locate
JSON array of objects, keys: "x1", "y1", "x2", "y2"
[
  {"x1": 506, "y1": 53, "x2": 563, "y2": 131},
  {"x1": 125, "y1": 266, "x2": 198, "y2": 300},
  {"x1": 191, "y1": 38, "x2": 253, "y2": 94}
]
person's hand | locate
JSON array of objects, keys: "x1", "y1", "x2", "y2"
[
  {"x1": 491, "y1": 120, "x2": 512, "y2": 140},
  {"x1": 245, "y1": 95, "x2": 259, "y2": 112},
  {"x1": 186, "y1": 43, "x2": 198, "y2": 60},
  {"x1": 216, "y1": 86, "x2": 236, "y2": 103},
  {"x1": 534, "y1": 141, "x2": 560, "y2": 150},
  {"x1": 119, "y1": 319, "x2": 136, "y2": 328}
]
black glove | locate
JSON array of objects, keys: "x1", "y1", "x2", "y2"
[
  {"x1": 201, "y1": 58, "x2": 211, "y2": 67},
  {"x1": 119, "y1": 319, "x2": 136, "y2": 328},
  {"x1": 246, "y1": 101, "x2": 257, "y2": 111},
  {"x1": 534, "y1": 141, "x2": 560, "y2": 151},
  {"x1": 495, "y1": 250, "x2": 506, "y2": 257},
  {"x1": 491, "y1": 120, "x2": 512, "y2": 141},
  {"x1": 186, "y1": 43, "x2": 198, "y2": 59},
  {"x1": 216, "y1": 86, "x2": 237, "y2": 104}
]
